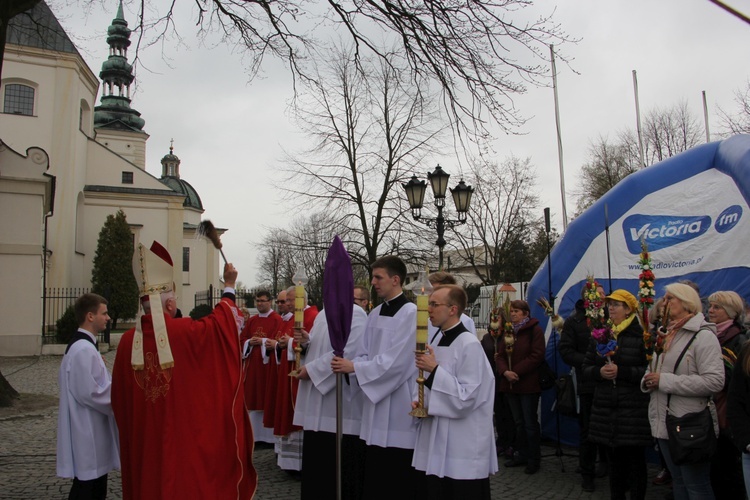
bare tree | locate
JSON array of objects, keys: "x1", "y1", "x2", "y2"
[
  {"x1": 575, "y1": 101, "x2": 702, "y2": 212},
  {"x1": 639, "y1": 100, "x2": 702, "y2": 164},
  {"x1": 575, "y1": 136, "x2": 639, "y2": 213},
  {"x1": 717, "y1": 80, "x2": 750, "y2": 136},
  {"x1": 449, "y1": 156, "x2": 540, "y2": 285},
  {"x1": 255, "y1": 232, "x2": 294, "y2": 296},
  {"x1": 281, "y1": 47, "x2": 441, "y2": 278},
  {"x1": 74, "y1": 0, "x2": 571, "y2": 141}
]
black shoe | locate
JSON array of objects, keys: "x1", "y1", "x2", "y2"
[
  {"x1": 524, "y1": 463, "x2": 540, "y2": 475},
  {"x1": 582, "y1": 477, "x2": 595, "y2": 492},
  {"x1": 504, "y1": 457, "x2": 528, "y2": 468}
]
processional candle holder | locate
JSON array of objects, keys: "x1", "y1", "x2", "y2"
[
  {"x1": 289, "y1": 265, "x2": 308, "y2": 378},
  {"x1": 409, "y1": 270, "x2": 433, "y2": 418}
]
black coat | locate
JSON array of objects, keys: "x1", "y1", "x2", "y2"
[
  {"x1": 582, "y1": 317, "x2": 652, "y2": 447},
  {"x1": 559, "y1": 300, "x2": 596, "y2": 395}
]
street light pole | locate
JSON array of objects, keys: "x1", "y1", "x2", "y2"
[{"x1": 402, "y1": 165, "x2": 474, "y2": 270}]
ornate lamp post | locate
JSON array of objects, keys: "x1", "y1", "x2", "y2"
[{"x1": 402, "y1": 165, "x2": 474, "y2": 270}]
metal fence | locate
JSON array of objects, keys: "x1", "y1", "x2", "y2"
[
  {"x1": 194, "y1": 285, "x2": 254, "y2": 311},
  {"x1": 42, "y1": 287, "x2": 90, "y2": 344}
]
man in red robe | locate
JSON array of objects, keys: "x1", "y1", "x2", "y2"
[
  {"x1": 272, "y1": 285, "x2": 317, "y2": 471},
  {"x1": 240, "y1": 290, "x2": 283, "y2": 444},
  {"x1": 111, "y1": 241, "x2": 257, "y2": 500},
  {"x1": 262, "y1": 290, "x2": 289, "y2": 430}
]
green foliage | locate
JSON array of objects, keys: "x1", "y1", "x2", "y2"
[
  {"x1": 466, "y1": 284, "x2": 481, "y2": 304},
  {"x1": 55, "y1": 305, "x2": 77, "y2": 344},
  {"x1": 189, "y1": 304, "x2": 213, "y2": 320},
  {"x1": 91, "y1": 210, "x2": 139, "y2": 329}
]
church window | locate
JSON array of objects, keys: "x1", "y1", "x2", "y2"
[
  {"x1": 183, "y1": 247, "x2": 190, "y2": 272},
  {"x1": 3, "y1": 83, "x2": 35, "y2": 116},
  {"x1": 122, "y1": 171, "x2": 134, "y2": 184}
]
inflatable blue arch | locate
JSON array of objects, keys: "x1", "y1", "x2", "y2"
[{"x1": 527, "y1": 134, "x2": 750, "y2": 445}]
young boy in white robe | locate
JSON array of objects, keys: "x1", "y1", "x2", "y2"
[
  {"x1": 56, "y1": 293, "x2": 120, "y2": 499},
  {"x1": 332, "y1": 255, "x2": 419, "y2": 499},
  {"x1": 412, "y1": 284, "x2": 498, "y2": 499}
]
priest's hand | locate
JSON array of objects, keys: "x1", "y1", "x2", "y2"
[
  {"x1": 249, "y1": 336, "x2": 263, "y2": 346},
  {"x1": 331, "y1": 356, "x2": 354, "y2": 374},
  {"x1": 416, "y1": 346, "x2": 437, "y2": 373},
  {"x1": 503, "y1": 370, "x2": 519, "y2": 383},
  {"x1": 294, "y1": 328, "x2": 310, "y2": 346},
  {"x1": 297, "y1": 366, "x2": 310, "y2": 380},
  {"x1": 223, "y1": 263, "x2": 238, "y2": 288},
  {"x1": 277, "y1": 334, "x2": 291, "y2": 349}
]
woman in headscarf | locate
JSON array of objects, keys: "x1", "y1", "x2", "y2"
[
  {"x1": 707, "y1": 291, "x2": 747, "y2": 499},
  {"x1": 583, "y1": 289, "x2": 652, "y2": 500},
  {"x1": 494, "y1": 300, "x2": 545, "y2": 475},
  {"x1": 642, "y1": 283, "x2": 724, "y2": 500}
]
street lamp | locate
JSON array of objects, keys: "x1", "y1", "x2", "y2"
[{"x1": 402, "y1": 165, "x2": 474, "y2": 270}]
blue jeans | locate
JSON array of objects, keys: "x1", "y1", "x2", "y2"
[
  {"x1": 658, "y1": 438, "x2": 715, "y2": 500},
  {"x1": 507, "y1": 392, "x2": 541, "y2": 465},
  {"x1": 744, "y1": 453, "x2": 750, "y2": 500}
]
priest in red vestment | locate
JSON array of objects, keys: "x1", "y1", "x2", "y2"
[
  {"x1": 240, "y1": 290, "x2": 284, "y2": 444},
  {"x1": 111, "y1": 240, "x2": 257, "y2": 500},
  {"x1": 272, "y1": 285, "x2": 317, "y2": 471}
]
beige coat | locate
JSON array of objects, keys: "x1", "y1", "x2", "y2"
[{"x1": 642, "y1": 313, "x2": 724, "y2": 440}]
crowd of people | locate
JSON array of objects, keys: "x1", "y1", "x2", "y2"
[{"x1": 54, "y1": 241, "x2": 750, "y2": 500}]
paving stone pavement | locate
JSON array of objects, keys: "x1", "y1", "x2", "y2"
[{"x1": 0, "y1": 353, "x2": 672, "y2": 499}]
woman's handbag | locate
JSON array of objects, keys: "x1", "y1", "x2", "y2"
[
  {"x1": 538, "y1": 360, "x2": 556, "y2": 391},
  {"x1": 554, "y1": 373, "x2": 577, "y2": 417},
  {"x1": 665, "y1": 403, "x2": 716, "y2": 465},
  {"x1": 664, "y1": 330, "x2": 717, "y2": 465}
]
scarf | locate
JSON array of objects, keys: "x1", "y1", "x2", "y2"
[
  {"x1": 663, "y1": 314, "x2": 695, "y2": 353},
  {"x1": 610, "y1": 313, "x2": 636, "y2": 337},
  {"x1": 512, "y1": 316, "x2": 531, "y2": 333}
]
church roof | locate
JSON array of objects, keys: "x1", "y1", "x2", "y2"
[
  {"x1": 159, "y1": 177, "x2": 204, "y2": 211},
  {"x1": 6, "y1": 1, "x2": 81, "y2": 56}
]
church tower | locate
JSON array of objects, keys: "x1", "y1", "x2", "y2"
[{"x1": 93, "y1": 0, "x2": 149, "y2": 169}]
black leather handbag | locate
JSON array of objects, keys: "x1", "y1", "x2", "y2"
[{"x1": 664, "y1": 330, "x2": 717, "y2": 465}]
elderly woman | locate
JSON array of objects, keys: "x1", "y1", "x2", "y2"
[
  {"x1": 642, "y1": 283, "x2": 724, "y2": 500},
  {"x1": 582, "y1": 289, "x2": 652, "y2": 500},
  {"x1": 494, "y1": 300, "x2": 545, "y2": 475},
  {"x1": 707, "y1": 291, "x2": 747, "y2": 499},
  {"x1": 728, "y1": 341, "x2": 750, "y2": 500}
]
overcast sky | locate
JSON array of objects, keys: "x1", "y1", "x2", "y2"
[{"x1": 49, "y1": 0, "x2": 750, "y2": 287}]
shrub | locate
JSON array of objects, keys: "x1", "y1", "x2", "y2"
[
  {"x1": 55, "y1": 305, "x2": 78, "y2": 344},
  {"x1": 189, "y1": 304, "x2": 213, "y2": 320}
]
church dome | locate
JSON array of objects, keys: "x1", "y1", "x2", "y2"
[{"x1": 158, "y1": 143, "x2": 203, "y2": 210}]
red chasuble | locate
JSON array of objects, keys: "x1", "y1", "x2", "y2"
[
  {"x1": 240, "y1": 311, "x2": 284, "y2": 410},
  {"x1": 262, "y1": 320, "x2": 287, "y2": 428},
  {"x1": 112, "y1": 299, "x2": 257, "y2": 500},
  {"x1": 272, "y1": 306, "x2": 318, "y2": 436}
]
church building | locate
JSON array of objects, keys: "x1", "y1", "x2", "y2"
[{"x1": 0, "y1": 1, "x2": 225, "y2": 355}]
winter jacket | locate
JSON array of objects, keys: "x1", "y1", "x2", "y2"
[
  {"x1": 559, "y1": 300, "x2": 596, "y2": 395},
  {"x1": 641, "y1": 313, "x2": 724, "y2": 440},
  {"x1": 727, "y1": 343, "x2": 750, "y2": 454},
  {"x1": 714, "y1": 321, "x2": 747, "y2": 433},
  {"x1": 494, "y1": 317, "x2": 545, "y2": 394},
  {"x1": 583, "y1": 316, "x2": 652, "y2": 447}
]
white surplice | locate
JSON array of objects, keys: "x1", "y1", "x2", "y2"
[
  {"x1": 293, "y1": 305, "x2": 368, "y2": 434},
  {"x1": 354, "y1": 301, "x2": 418, "y2": 449},
  {"x1": 56, "y1": 330, "x2": 120, "y2": 480},
  {"x1": 412, "y1": 330, "x2": 498, "y2": 479}
]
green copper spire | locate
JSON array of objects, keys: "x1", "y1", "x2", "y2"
[{"x1": 94, "y1": 0, "x2": 145, "y2": 131}]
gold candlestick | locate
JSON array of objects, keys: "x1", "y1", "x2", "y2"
[
  {"x1": 410, "y1": 270, "x2": 432, "y2": 418},
  {"x1": 289, "y1": 266, "x2": 308, "y2": 378}
]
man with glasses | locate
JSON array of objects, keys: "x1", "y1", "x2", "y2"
[
  {"x1": 412, "y1": 284, "x2": 497, "y2": 499},
  {"x1": 332, "y1": 255, "x2": 419, "y2": 499},
  {"x1": 354, "y1": 285, "x2": 370, "y2": 312},
  {"x1": 240, "y1": 290, "x2": 284, "y2": 445}
]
